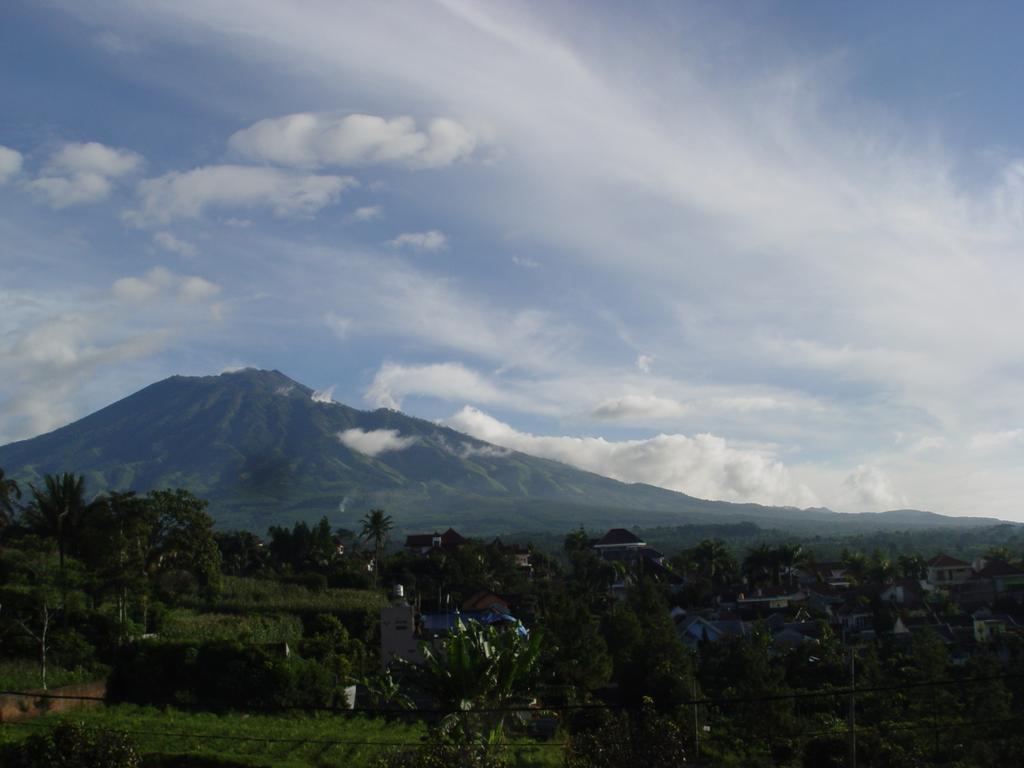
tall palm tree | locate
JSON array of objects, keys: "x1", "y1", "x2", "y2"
[
  {"x1": 773, "y1": 543, "x2": 808, "y2": 587},
  {"x1": 0, "y1": 466, "x2": 22, "y2": 527},
  {"x1": 692, "y1": 539, "x2": 737, "y2": 586},
  {"x1": 360, "y1": 508, "x2": 393, "y2": 587},
  {"x1": 742, "y1": 543, "x2": 774, "y2": 588},
  {"x1": 24, "y1": 473, "x2": 95, "y2": 576}
]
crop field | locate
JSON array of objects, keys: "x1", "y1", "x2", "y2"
[{"x1": 0, "y1": 705, "x2": 563, "y2": 767}]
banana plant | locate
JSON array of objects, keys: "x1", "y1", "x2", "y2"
[{"x1": 408, "y1": 617, "x2": 543, "y2": 749}]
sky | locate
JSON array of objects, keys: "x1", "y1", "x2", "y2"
[{"x1": 3, "y1": 1, "x2": 1024, "y2": 519}]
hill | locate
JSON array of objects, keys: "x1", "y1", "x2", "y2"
[{"x1": 0, "y1": 369, "x2": 1008, "y2": 535}]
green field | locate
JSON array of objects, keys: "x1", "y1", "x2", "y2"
[{"x1": 0, "y1": 705, "x2": 563, "y2": 767}]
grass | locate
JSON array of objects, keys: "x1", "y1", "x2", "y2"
[
  {"x1": 0, "y1": 705, "x2": 563, "y2": 767},
  {"x1": 0, "y1": 659, "x2": 101, "y2": 692}
]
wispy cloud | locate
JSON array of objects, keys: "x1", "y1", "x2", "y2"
[
  {"x1": 129, "y1": 165, "x2": 356, "y2": 224},
  {"x1": 386, "y1": 230, "x2": 448, "y2": 251}
]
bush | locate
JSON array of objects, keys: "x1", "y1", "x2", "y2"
[
  {"x1": 376, "y1": 732, "x2": 509, "y2": 768},
  {"x1": 4, "y1": 721, "x2": 140, "y2": 768},
  {"x1": 107, "y1": 641, "x2": 341, "y2": 711},
  {"x1": 565, "y1": 705, "x2": 690, "y2": 767}
]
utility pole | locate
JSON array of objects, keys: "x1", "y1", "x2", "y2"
[
  {"x1": 847, "y1": 648, "x2": 856, "y2": 768},
  {"x1": 692, "y1": 677, "x2": 700, "y2": 763}
]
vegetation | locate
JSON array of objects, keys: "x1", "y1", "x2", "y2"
[{"x1": 7, "y1": 462, "x2": 1024, "y2": 765}]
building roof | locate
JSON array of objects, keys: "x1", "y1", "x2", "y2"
[
  {"x1": 593, "y1": 528, "x2": 645, "y2": 547},
  {"x1": 928, "y1": 553, "x2": 970, "y2": 568},
  {"x1": 405, "y1": 533, "x2": 437, "y2": 548},
  {"x1": 405, "y1": 528, "x2": 467, "y2": 550}
]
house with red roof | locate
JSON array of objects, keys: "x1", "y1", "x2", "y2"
[
  {"x1": 403, "y1": 527, "x2": 467, "y2": 555},
  {"x1": 926, "y1": 553, "x2": 973, "y2": 588}
]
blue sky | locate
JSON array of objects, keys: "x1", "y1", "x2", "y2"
[{"x1": 4, "y1": 1, "x2": 1024, "y2": 519}]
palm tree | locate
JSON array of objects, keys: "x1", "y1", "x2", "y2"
[
  {"x1": 773, "y1": 543, "x2": 808, "y2": 587},
  {"x1": 692, "y1": 539, "x2": 737, "y2": 586},
  {"x1": 0, "y1": 466, "x2": 22, "y2": 527},
  {"x1": 24, "y1": 473, "x2": 95, "y2": 576},
  {"x1": 360, "y1": 508, "x2": 393, "y2": 587},
  {"x1": 742, "y1": 543, "x2": 774, "y2": 588}
]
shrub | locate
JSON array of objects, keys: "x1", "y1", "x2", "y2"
[
  {"x1": 108, "y1": 641, "x2": 341, "y2": 711},
  {"x1": 4, "y1": 721, "x2": 140, "y2": 768}
]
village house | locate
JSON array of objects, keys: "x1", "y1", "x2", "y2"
[
  {"x1": 926, "y1": 553, "x2": 973, "y2": 587},
  {"x1": 403, "y1": 527, "x2": 467, "y2": 555}
]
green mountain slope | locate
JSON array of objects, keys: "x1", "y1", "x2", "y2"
[{"x1": 0, "y1": 369, "x2": 1005, "y2": 534}]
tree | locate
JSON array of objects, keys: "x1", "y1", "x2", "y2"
[
  {"x1": 0, "y1": 546, "x2": 67, "y2": 690},
  {"x1": 896, "y1": 553, "x2": 926, "y2": 580},
  {"x1": 540, "y1": 593, "x2": 612, "y2": 694},
  {"x1": 0, "y1": 466, "x2": 21, "y2": 528},
  {"x1": 360, "y1": 508, "x2": 393, "y2": 587},
  {"x1": 78, "y1": 491, "x2": 153, "y2": 638},
  {"x1": 690, "y1": 539, "x2": 737, "y2": 586},
  {"x1": 742, "y1": 543, "x2": 774, "y2": 587},
  {"x1": 772, "y1": 543, "x2": 808, "y2": 587},
  {"x1": 145, "y1": 489, "x2": 222, "y2": 600},
  {"x1": 24, "y1": 473, "x2": 97, "y2": 578},
  {"x1": 406, "y1": 618, "x2": 543, "y2": 753},
  {"x1": 563, "y1": 526, "x2": 590, "y2": 554}
]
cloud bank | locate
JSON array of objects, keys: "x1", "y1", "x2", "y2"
[{"x1": 446, "y1": 406, "x2": 818, "y2": 508}]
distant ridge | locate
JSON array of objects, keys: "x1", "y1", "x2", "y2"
[{"x1": 0, "y1": 369, "x2": 1009, "y2": 534}]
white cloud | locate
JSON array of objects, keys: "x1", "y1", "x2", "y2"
[
  {"x1": 47, "y1": 142, "x2": 141, "y2": 177},
  {"x1": 303, "y1": 250, "x2": 573, "y2": 371},
  {"x1": 591, "y1": 394, "x2": 688, "y2": 421},
  {"x1": 367, "y1": 361, "x2": 513, "y2": 410},
  {"x1": 839, "y1": 465, "x2": 905, "y2": 511},
  {"x1": 28, "y1": 141, "x2": 142, "y2": 208},
  {"x1": 636, "y1": 354, "x2": 654, "y2": 373},
  {"x1": 0, "y1": 282, "x2": 213, "y2": 444},
  {"x1": 511, "y1": 255, "x2": 539, "y2": 269},
  {"x1": 130, "y1": 165, "x2": 356, "y2": 224},
  {"x1": 324, "y1": 311, "x2": 353, "y2": 339},
  {"x1": 0, "y1": 145, "x2": 23, "y2": 184},
  {"x1": 229, "y1": 113, "x2": 476, "y2": 169},
  {"x1": 311, "y1": 387, "x2": 335, "y2": 404},
  {"x1": 111, "y1": 266, "x2": 221, "y2": 304},
  {"x1": 337, "y1": 427, "x2": 419, "y2": 456},
  {"x1": 154, "y1": 231, "x2": 198, "y2": 257},
  {"x1": 28, "y1": 173, "x2": 113, "y2": 208},
  {"x1": 968, "y1": 429, "x2": 1024, "y2": 453},
  {"x1": 386, "y1": 230, "x2": 448, "y2": 251},
  {"x1": 349, "y1": 205, "x2": 382, "y2": 222},
  {"x1": 179, "y1": 275, "x2": 221, "y2": 302},
  {"x1": 446, "y1": 406, "x2": 818, "y2": 507}
]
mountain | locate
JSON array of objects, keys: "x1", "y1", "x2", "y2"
[{"x1": 0, "y1": 369, "x2": 1008, "y2": 535}]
